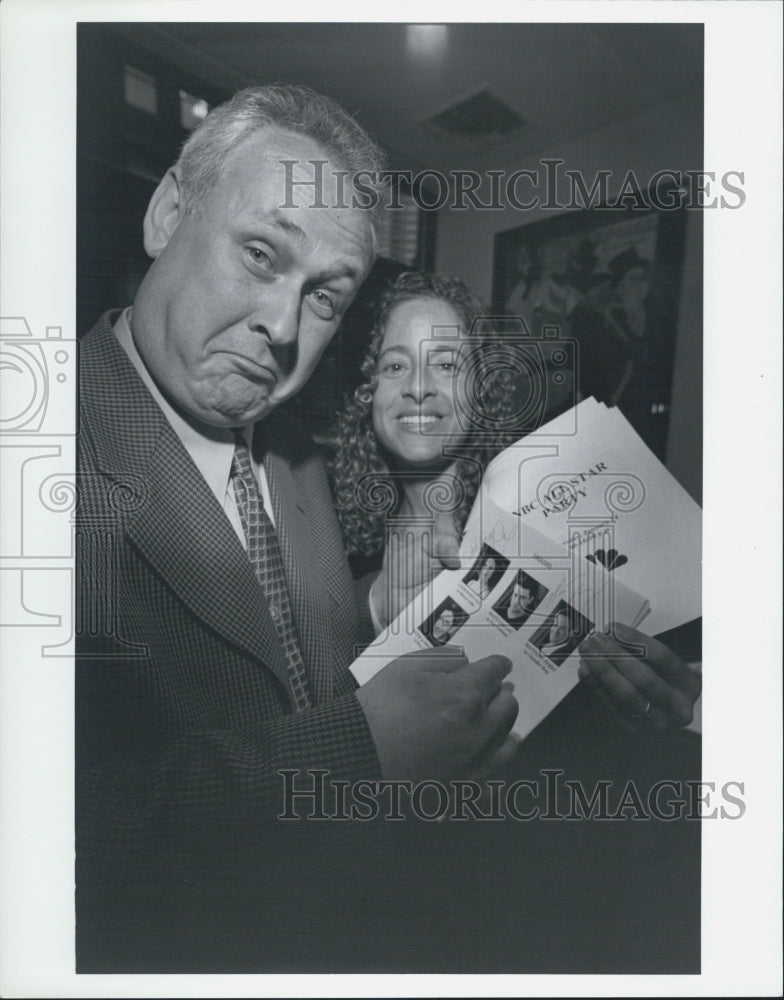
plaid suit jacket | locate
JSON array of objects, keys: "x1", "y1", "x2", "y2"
[
  {"x1": 75, "y1": 313, "x2": 381, "y2": 900},
  {"x1": 74, "y1": 315, "x2": 703, "y2": 974}
]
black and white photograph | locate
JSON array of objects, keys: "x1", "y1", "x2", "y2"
[
  {"x1": 528, "y1": 600, "x2": 594, "y2": 667},
  {"x1": 461, "y1": 544, "x2": 509, "y2": 600},
  {"x1": 0, "y1": 3, "x2": 782, "y2": 997},
  {"x1": 70, "y1": 20, "x2": 707, "y2": 974},
  {"x1": 419, "y1": 596, "x2": 470, "y2": 646},
  {"x1": 492, "y1": 569, "x2": 548, "y2": 629}
]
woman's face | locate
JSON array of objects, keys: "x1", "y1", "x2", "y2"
[
  {"x1": 372, "y1": 298, "x2": 470, "y2": 471},
  {"x1": 481, "y1": 559, "x2": 496, "y2": 583}
]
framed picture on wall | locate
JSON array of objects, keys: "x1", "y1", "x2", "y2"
[{"x1": 492, "y1": 193, "x2": 691, "y2": 460}]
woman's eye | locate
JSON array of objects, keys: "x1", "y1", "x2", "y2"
[{"x1": 380, "y1": 360, "x2": 406, "y2": 375}]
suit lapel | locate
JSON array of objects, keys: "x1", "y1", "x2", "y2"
[
  {"x1": 81, "y1": 315, "x2": 295, "y2": 701},
  {"x1": 125, "y1": 435, "x2": 296, "y2": 697},
  {"x1": 265, "y1": 451, "x2": 335, "y2": 705}
]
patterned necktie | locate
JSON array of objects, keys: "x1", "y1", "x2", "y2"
[{"x1": 231, "y1": 431, "x2": 311, "y2": 711}]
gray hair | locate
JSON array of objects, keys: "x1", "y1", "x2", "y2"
[{"x1": 175, "y1": 83, "x2": 387, "y2": 238}]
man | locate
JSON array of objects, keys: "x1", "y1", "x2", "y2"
[
  {"x1": 77, "y1": 83, "x2": 701, "y2": 973},
  {"x1": 75, "y1": 85, "x2": 518, "y2": 970},
  {"x1": 506, "y1": 578, "x2": 538, "y2": 624},
  {"x1": 431, "y1": 607, "x2": 458, "y2": 644}
]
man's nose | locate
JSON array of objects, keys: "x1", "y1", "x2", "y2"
[{"x1": 248, "y1": 283, "x2": 300, "y2": 347}]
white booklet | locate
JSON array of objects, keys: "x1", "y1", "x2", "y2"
[
  {"x1": 464, "y1": 397, "x2": 701, "y2": 636},
  {"x1": 351, "y1": 502, "x2": 650, "y2": 741},
  {"x1": 350, "y1": 398, "x2": 702, "y2": 740}
]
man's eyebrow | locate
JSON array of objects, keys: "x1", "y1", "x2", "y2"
[
  {"x1": 266, "y1": 210, "x2": 307, "y2": 242},
  {"x1": 310, "y1": 260, "x2": 364, "y2": 285},
  {"x1": 261, "y1": 210, "x2": 368, "y2": 283}
]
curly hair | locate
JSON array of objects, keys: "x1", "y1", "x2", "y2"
[{"x1": 330, "y1": 271, "x2": 518, "y2": 558}]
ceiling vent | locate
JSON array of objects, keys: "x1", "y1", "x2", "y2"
[{"x1": 423, "y1": 88, "x2": 529, "y2": 150}]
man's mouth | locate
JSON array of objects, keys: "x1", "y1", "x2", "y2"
[{"x1": 225, "y1": 352, "x2": 278, "y2": 384}]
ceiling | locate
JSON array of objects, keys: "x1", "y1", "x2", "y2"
[{"x1": 115, "y1": 22, "x2": 703, "y2": 174}]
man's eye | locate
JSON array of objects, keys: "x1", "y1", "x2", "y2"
[
  {"x1": 246, "y1": 246, "x2": 274, "y2": 271},
  {"x1": 309, "y1": 290, "x2": 337, "y2": 320}
]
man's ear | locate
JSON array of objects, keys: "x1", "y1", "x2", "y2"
[{"x1": 143, "y1": 168, "x2": 185, "y2": 258}]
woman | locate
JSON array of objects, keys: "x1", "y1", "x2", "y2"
[
  {"x1": 331, "y1": 269, "x2": 701, "y2": 736},
  {"x1": 331, "y1": 270, "x2": 516, "y2": 573},
  {"x1": 466, "y1": 557, "x2": 498, "y2": 600}
]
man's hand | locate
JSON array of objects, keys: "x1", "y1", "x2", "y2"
[
  {"x1": 370, "y1": 511, "x2": 461, "y2": 631},
  {"x1": 355, "y1": 647, "x2": 519, "y2": 782},
  {"x1": 577, "y1": 622, "x2": 701, "y2": 733}
]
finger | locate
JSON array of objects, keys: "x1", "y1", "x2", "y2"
[
  {"x1": 487, "y1": 688, "x2": 520, "y2": 729},
  {"x1": 480, "y1": 688, "x2": 520, "y2": 748},
  {"x1": 583, "y1": 632, "x2": 695, "y2": 728},
  {"x1": 584, "y1": 625, "x2": 700, "y2": 702},
  {"x1": 578, "y1": 656, "x2": 627, "y2": 719},
  {"x1": 589, "y1": 681, "x2": 640, "y2": 735},
  {"x1": 433, "y1": 512, "x2": 461, "y2": 570},
  {"x1": 609, "y1": 623, "x2": 702, "y2": 698},
  {"x1": 580, "y1": 648, "x2": 683, "y2": 731},
  {"x1": 415, "y1": 511, "x2": 461, "y2": 571},
  {"x1": 462, "y1": 654, "x2": 513, "y2": 702},
  {"x1": 581, "y1": 650, "x2": 664, "y2": 728}
]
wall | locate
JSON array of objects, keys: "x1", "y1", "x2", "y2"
[{"x1": 434, "y1": 92, "x2": 703, "y2": 501}]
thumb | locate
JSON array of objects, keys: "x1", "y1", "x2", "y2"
[{"x1": 432, "y1": 511, "x2": 461, "y2": 569}]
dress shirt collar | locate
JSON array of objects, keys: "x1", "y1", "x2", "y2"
[{"x1": 112, "y1": 307, "x2": 254, "y2": 507}]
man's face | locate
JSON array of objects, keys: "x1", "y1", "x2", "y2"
[
  {"x1": 433, "y1": 608, "x2": 455, "y2": 638},
  {"x1": 132, "y1": 126, "x2": 374, "y2": 427},
  {"x1": 509, "y1": 582, "x2": 533, "y2": 616},
  {"x1": 372, "y1": 298, "x2": 470, "y2": 471},
  {"x1": 549, "y1": 613, "x2": 570, "y2": 646}
]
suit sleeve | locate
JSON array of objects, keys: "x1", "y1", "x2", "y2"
[
  {"x1": 77, "y1": 664, "x2": 382, "y2": 882},
  {"x1": 75, "y1": 415, "x2": 383, "y2": 889}
]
